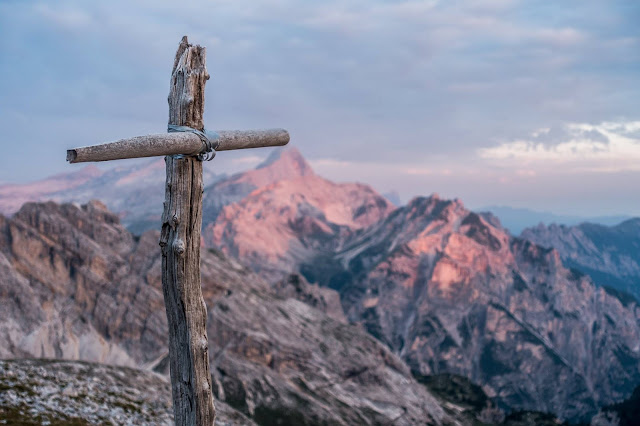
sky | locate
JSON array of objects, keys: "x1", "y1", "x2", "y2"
[{"x1": 0, "y1": 0, "x2": 639, "y2": 215}]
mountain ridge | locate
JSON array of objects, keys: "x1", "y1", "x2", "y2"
[{"x1": 478, "y1": 205, "x2": 633, "y2": 235}]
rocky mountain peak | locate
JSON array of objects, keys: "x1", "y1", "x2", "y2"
[
  {"x1": 207, "y1": 171, "x2": 395, "y2": 280},
  {"x1": 404, "y1": 194, "x2": 466, "y2": 224},
  {"x1": 236, "y1": 147, "x2": 314, "y2": 187},
  {"x1": 256, "y1": 146, "x2": 313, "y2": 175}
]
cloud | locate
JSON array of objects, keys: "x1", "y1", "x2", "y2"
[
  {"x1": 478, "y1": 120, "x2": 640, "y2": 172},
  {"x1": 0, "y1": 0, "x2": 639, "y2": 218}
]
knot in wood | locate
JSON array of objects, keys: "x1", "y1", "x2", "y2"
[
  {"x1": 173, "y1": 239, "x2": 185, "y2": 255},
  {"x1": 172, "y1": 214, "x2": 180, "y2": 226},
  {"x1": 182, "y1": 96, "x2": 194, "y2": 107}
]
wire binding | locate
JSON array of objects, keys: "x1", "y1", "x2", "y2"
[{"x1": 167, "y1": 124, "x2": 219, "y2": 161}]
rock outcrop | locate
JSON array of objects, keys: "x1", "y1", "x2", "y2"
[{"x1": 0, "y1": 359, "x2": 255, "y2": 425}]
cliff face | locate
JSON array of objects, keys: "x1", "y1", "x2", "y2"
[
  {"x1": 521, "y1": 219, "x2": 640, "y2": 302},
  {"x1": 226, "y1": 193, "x2": 640, "y2": 421},
  {"x1": 0, "y1": 201, "x2": 462, "y2": 425}
]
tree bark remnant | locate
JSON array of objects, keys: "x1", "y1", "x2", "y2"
[{"x1": 159, "y1": 36, "x2": 215, "y2": 426}]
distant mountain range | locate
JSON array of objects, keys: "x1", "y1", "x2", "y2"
[
  {"x1": 0, "y1": 150, "x2": 632, "y2": 238},
  {"x1": 522, "y1": 219, "x2": 640, "y2": 303},
  {"x1": 1, "y1": 148, "x2": 639, "y2": 423},
  {"x1": 477, "y1": 205, "x2": 632, "y2": 235},
  {"x1": 0, "y1": 158, "x2": 219, "y2": 234}
]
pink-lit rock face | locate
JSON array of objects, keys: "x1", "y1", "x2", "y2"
[
  {"x1": 201, "y1": 147, "x2": 315, "y2": 225},
  {"x1": 223, "y1": 146, "x2": 314, "y2": 188},
  {"x1": 204, "y1": 149, "x2": 394, "y2": 280}
]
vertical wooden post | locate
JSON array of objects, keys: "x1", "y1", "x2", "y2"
[{"x1": 160, "y1": 36, "x2": 215, "y2": 426}]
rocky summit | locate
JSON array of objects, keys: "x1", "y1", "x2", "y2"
[
  {"x1": 0, "y1": 200, "x2": 469, "y2": 425},
  {"x1": 206, "y1": 148, "x2": 394, "y2": 281}
]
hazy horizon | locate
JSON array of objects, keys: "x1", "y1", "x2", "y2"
[{"x1": 6, "y1": 149, "x2": 639, "y2": 223}]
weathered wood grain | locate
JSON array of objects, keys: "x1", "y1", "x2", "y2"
[
  {"x1": 216, "y1": 128, "x2": 289, "y2": 151},
  {"x1": 159, "y1": 36, "x2": 216, "y2": 426},
  {"x1": 66, "y1": 129, "x2": 289, "y2": 163},
  {"x1": 67, "y1": 133, "x2": 201, "y2": 163}
]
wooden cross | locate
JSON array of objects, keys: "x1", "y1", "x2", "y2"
[{"x1": 66, "y1": 36, "x2": 289, "y2": 426}]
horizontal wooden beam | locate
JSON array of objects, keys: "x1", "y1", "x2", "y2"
[{"x1": 66, "y1": 129, "x2": 290, "y2": 163}]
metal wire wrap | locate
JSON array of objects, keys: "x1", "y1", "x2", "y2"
[{"x1": 167, "y1": 124, "x2": 219, "y2": 161}]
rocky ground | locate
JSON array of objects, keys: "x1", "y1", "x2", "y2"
[{"x1": 0, "y1": 359, "x2": 254, "y2": 425}]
